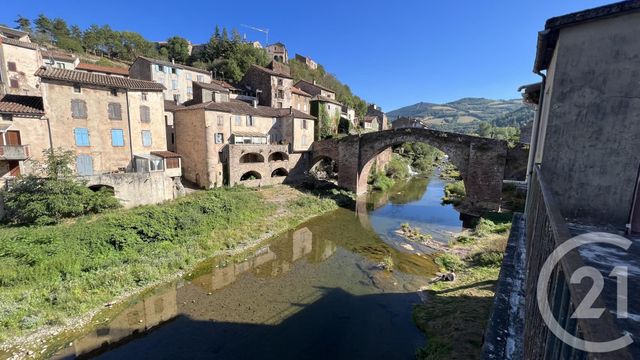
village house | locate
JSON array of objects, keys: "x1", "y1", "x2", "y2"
[
  {"x1": 484, "y1": 2, "x2": 640, "y2": 358},
  {"x1": 391, "y1": 116, "x2": 423, "y2": 129},
  {"x1": 359, "y1": 115, "x2": 380, "y2": 132},
  {"x1": 0, "y1": 26, "x2": 41, "y2": 96},
  {"x1": 366, "y1": 103, "x2": 388, "y2": 130},
  {"x1": 129, "y1": 56, "x2": 212, "y2": 104},
  {"x1": 40, "y1": 50, "x2": 79, "y2": 70},
  {"x1": 340, "y1": 105, "x2": 356, "y2": 128},
  {"x1": 32, "y1": 66, "x2": 183, "y2": 207},
  {"x1": 240, "y1": 63, "x2": 293, "y2": 109},
  {"x1": 265, "y1": 42, "x2": 288, "y2": 63},
  {"x1": 291, "y1": 86, "x2": 311, "y2": 114},
  {"x1": 295, "y1": 54, "x2": 318, "y2": 70},
  {"x1": 295, "y1": 80, "x2": 342, "y2": 139},
  {"x1": 173, "y1": 85, "x2": 315, "y2": 188}
]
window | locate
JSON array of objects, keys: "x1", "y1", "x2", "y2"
[
  {"x1": 172, "y1": 80, "x2": 178, "y2": 90},
  {"x1": 246, "y1": 116, "x2": 254, "y2": 127},
  {"x1": 215, "y1": 133, "x2": 223, "y2": 144},
  {"x1": 141, "y1": 92, "x2": 148, "y2": 101},
  {"x1": 235, "y1": 115, "x2": 242, "y2": 126},
  {"x1": 108, "y1": 103, "x2": 122, "y2": 120},
  {"x1": 172, "y1": 68, "x2": 177, "y2": 74},
  {"x1": 166, "y1": 158, "x2": 179, "y2": 169},
  {"x1": 186, "y1": 73, "x2": 192, "y2": 81},
  {"x1": 140, "y1": 106, "x2": 151, "y2": 123},
  {"x1": 76, "y1": 155, "x2": 93, "y2": 176},
  {"x1": 158, "y1": 65, "x2": 164, "y2": 72},
  {"x1": 272, "y1": 117, "x2": 277, "y2": 125},
  {"x1": 111, "y1": 129, "x2": 125, "y2": 147},
  {"x1": 110, "y1": 89, "x2": 118, "y2": 96},
  {"x1": 9, "y1": 79, "x2": 18, "y2": 88},
  {"x1": 74, "y1": 128, "x2": 90, "y2": 146},
  {"x1": 71, "y1": 100, "x2": 87, "y2": 119},
  {"x1": 171, "y1": 133, "x2": 175, "y2": 145},
  {"x1": 187, "y1": 87, "x2": 193, "y2": 95},
  {"x1": 277, "y1": 102, "x2": 283, "y2": 108},
  {"x1": 141, "y1": 130, "x2": 152, "y2": 147},
  {"x1": 302, "y1": 120, "x2": 308, "y2": 129},
  {"x1": 217, "y1": 115, "x2": 224, "y2": 126},
  {"x1": 277, "y1": 79, "x2": 283, "y2": 86},
  {"x1": 1, "y1": 114, "x2": 13, "y2": 121},
  {"x1": 303, "y1": 104, "x2": 307, "y2": 112},
  {"x1": 57, "y1": 63, "x2": 66, "y2": 69},
  {"x1": 173, "y1": 94, "x2": 180, "y2": 103},
  {"x1": 7, "y1": 62, "x2": 16, "y2": 72},
  {"x1": 73, "y1": 85, "x2": 81, "y2": 93},
  {"x1": 277, "y1": 89, "x2": 284, "y2": 99},
  {"x1": 197, "y1": 75, "x2": 204, "y2": 82}
]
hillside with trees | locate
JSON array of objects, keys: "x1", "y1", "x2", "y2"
[{"x1": 7, "y1": 15, "x2": 367, "y2": 107}]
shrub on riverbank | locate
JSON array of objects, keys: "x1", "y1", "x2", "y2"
[
  {"x1": 0, "y1": 186, "x2": 338, "y2": 343},
  {"x1": 442, "y1": 180, "x2": 466, "y2": 205},
  {"x1": 386, "y1": 154, "x2": 410, "y2": 179}
]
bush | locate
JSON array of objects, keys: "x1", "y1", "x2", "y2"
[
  {"x1": 371, "y1": 173, "x2": 395, "y2": 191},
  {"x1": 2, "y1": 149, "x2": 120, "y2": 225},
  {"x1": 474, "y1": 218, "x2": 511, "y2": 237},
  {"x1": 412, "y1": 158, "x2": 433, "y2": 172},
  {"x1": 386, "y1": 154, "x2": 410, "y2": 179},
  {"x1": 442, "y1": 181, "x2": 465, "y2": 205},
  {"x1": 434, "y1": 253, "x2": 464, "y2": 272},
  {"x1": 470, "y1": 250, "x2": 504, "y2": 268}
]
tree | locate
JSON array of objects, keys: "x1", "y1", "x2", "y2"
[
  {"x1": 2, "y1": 149, "x2": 120, "y2": 225},
  {"x1": 14, "y1": 15, "x2": 31, "y2": 33},
  {"x1": 33, "y1": 14, "x2": 53, "y2": 43},
  {"x1": 165, "y1": 36, "x2": 190, "y2": 63}
]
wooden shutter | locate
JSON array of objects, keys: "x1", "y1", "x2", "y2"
[
  {"x1": 6, "y1": 131, "x2": 21, "y2": 146},
  {"x1": 108, "y1": 103, "x2": 121, "y2": 120},
  {"x1": 76, "y1": 155, "x2": 93, "y2": 176},
  {"x1": 74, "y1": 128, "x2": 90, "y2": 146}
]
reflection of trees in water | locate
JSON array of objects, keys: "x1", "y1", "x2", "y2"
[{"x1": 387, "y1": 176, "x2": 431, "y2": 204}]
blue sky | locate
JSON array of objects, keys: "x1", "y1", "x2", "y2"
[{"x1": 1, "y1": 0, "x2": 613, "y2": 111}]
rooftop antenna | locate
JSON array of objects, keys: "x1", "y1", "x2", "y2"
[{"x1": 241, "y1": 24, "x2": 269, "y2": 45}]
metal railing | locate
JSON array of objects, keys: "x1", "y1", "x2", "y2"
[
  {"x1": 523, "y1": 165, "x2": 631, "y2": 359},
  {"x1": 0, "y1": 145, "x2": 29, "y2": 160}
]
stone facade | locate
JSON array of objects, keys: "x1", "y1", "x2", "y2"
[
  {"x1": 295, "y1": 54, "x2": 318, "y2": 70},
  {"x1": 265, "y1": 42, "x2": 288, "y2": 63},
  {"x1": 0, "y1": 38, "x2": 41, "y2": 96},
  {"x1": 129, "y1": 57, "x2": 211, "y2": 104},
  {"x1": 240, "y1": 65, "x2": 293, "y2": 109},
  {"x1": 291, "y1": 88, "x2": 311, "y2": 114},
  {"x1": 86, "y1": 171, "x2": 184, "y2": 208},
  {"x1": 0, "y1": 113, "x2": 49, "y2": 182},
  {"x1": 313, "y1": 128, "x2": 528, "y2": 213},
  {"x1": 40, "y1": 79, "x2": 167, "y2": 174},
  {"x1": 295, "y1": 80, "x2": 336, "y2": 100}
]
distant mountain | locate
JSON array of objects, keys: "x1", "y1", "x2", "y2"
[{"x1": 387, "y1": 97, "x2": 534, "y2": 134}]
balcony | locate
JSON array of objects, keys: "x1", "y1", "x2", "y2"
[{"x1": 0, "y1": 145, "x2": 29, "y2": 160}]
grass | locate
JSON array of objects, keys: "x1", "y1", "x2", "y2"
[
  {"x1": 414, "y1": 215, "x2": 512, "y2": 359},
  {"x1": 0, "y1": 185, "x2": 339, "y2": 345}
]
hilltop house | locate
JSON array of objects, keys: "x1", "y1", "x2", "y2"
[
  {"x1": 359, "y1": 116, "x2": 379, "y2": 132},
  {"x1": 265, "y1": 42, "x2": 288, "y2": 63},
  {"x1": 129, "y1": 56, "x2": 212, "y2": 104},
  {"x1": 173, "y1": 85, "x2": 315, "y2": 188},
  {"x1": 295, "y1": 54, "x2": 318, "y2": 70},
  {"x1": 366, "y1": 104, "x2": 388, "y2": 130},
  {"x1": 484, "y1": 1, "x2": 640, "y2": 358},
  {"x1": 240, "y1": 63, "x2": 293, "y2": 109}
]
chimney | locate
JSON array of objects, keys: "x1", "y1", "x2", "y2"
[
  {"x1": 171, "y1": 58, "x2": 175, "y2": 64},
  {"x1": 252, "y1": 99, "x2": 258, "y2": 108},
  {"x1": 289, "y1": 106, "x2": 293, "y2": 115}
]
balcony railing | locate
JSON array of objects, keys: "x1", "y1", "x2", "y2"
[
  {"x1": 0, "y1": 145, "x2": 29, "y2": 160},
  {"x1": 523, "y1": 165, "x2": 632, "y2": 359}
]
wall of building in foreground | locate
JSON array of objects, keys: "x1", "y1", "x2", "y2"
[{"x1": 86, "y1": 172, "x2": 184, "y2": 208}]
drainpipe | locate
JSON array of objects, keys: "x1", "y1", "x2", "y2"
[
  {"x1": 525, "y1": 71, "x2": 546, "y2": 184},
  {"x1": 125, "y1": 90, "x2": 134, "y2": 170}
]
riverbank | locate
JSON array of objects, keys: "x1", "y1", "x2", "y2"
[
  {"x1": 413, "y1": 215, "x2": 511, "y2": 360},
  {"x1": 0, "y1": 185, "x2": 342, "y2": 357}
]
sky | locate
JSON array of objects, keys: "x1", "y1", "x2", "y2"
[{"x1": 1, "y1": 0, "x2": 615, "y2": 111}]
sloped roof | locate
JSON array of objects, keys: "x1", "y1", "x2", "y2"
[
  {"x1": 76, "y1": 62, "x2": 130, "y2": 76},
  {"x1": 210, "y1": 79, "x2": 240, "y2": 91},
  {"x1": 0, "y1": 36, "x2": 38, "y2": 50},
  {"x1": 35, "y1": 66, "x2": 165, "y2": 91},
  {"x1": 0, "y1": 95, "x2": 44, "y2": 115},
  {"x1": 41, "y1": 50, "x2": 77, "y2": 62},
  {"x1": 151, "y1": 150, "x2": 181, "y2": 158},
  {"x1": 311, "y1": 94, "x2": 342, "y2": 106},
  {"x1": 164, "y1": 100, "x2": 184, "y2": 112},
  {"x1": 295, "y1": 79, "x2": 334, "y2": 93},
  {"x1": 135, "y1": 56, "x2": 211, "y2": 75},
  {"x1": 178, "y1": 99, "x2": 316, "y2": 120},
  {"x1": 194, "y1": 81, "x2": 229, "y2": 93},
  {"x1": 291, "y1": 86, "x2": 311, "y2": 97},
  {"x1": 249, "y1": 64, "x2": 293, "y2": 79}
]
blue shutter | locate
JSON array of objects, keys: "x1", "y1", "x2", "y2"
[
  {"x1": 76, "y1": 155, "x2": 93, "y2": 176},
  {"x1": 142, "y1": 131, "x2": 152, "y2": 147},
  {"x1": 74, "y1": 128, "x2": 90, "y2": 146},
  {"x1": 111, "y1": 129, "x2": 124, "y2": 147}
]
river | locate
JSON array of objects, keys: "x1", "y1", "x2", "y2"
[{"x1": 52, "y1": 171, "x2": 463, "y2": 360}]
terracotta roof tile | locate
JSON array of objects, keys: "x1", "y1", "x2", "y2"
[
  {"x1": 150, "y1": 150, "x2": 181, "y2": 158},
  {"x1": 291, "y1": 87, "x2": 311, "y2": 97},
  {"x1": 194, "y1": 81, "x2": 229, "y2": 93},
  {"x1": 41, "y1": 50, "x2": 77, "y2": 62},
  {"x1": 164, "y1": 100, "x2": 184, "y2": 112},
  {"x1": 35, "y1": 66, "x2": 164, "y2": 91},
  {"x1": 250, "y1": 64, "x2": 293, "y2": 79},
  {"x1": 178, "y1": 100, "x2": 316, "y2": 120},
  {"x1": 76, "y1": 62, "x2": 129, "y2": 76},
  {"x1": 0, "y1": 95, "x2": 44, "y2": 115},
  {"x1": 0, "y1": 36, "x2": 38, "y2": 50}
]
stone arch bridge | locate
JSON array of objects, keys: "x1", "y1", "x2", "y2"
[{"x1": 312, "y1": 128, "x2": 528, "y2": 213}]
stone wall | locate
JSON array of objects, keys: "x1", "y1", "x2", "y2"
[
  {"x1": 0, "y1": 42, "x2": 41, "y2": 96},
  {"x1": 85, "y1": 171, "x2": 183, "y2": 208}
]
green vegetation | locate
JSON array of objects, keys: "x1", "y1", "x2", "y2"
[
  {"x1": 414, "y1": 215, "x2": 512, "y2": 359},
  {"x1": 386, "y1": 154, "x2": 411, "y2": 179},
  {"x1": 2, "y1": 149, "x2": 120, "y2": 226},
  {"x1": 440, "y1": 162, "x2": 461, "y2": 181},
  {"x1": 477, "y1": 122, "x2": 520, "y2": 143},
  {"x1": 396, "y1": 142, "x2": 443, "y2": 173},
  {"x1": 442, "y1": 181, "x2": 466, "y2": 206},
  {"x1": 0, "y1": 186, "x2": 338, "y2": 342}
]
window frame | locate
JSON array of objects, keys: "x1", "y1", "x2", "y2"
[
  {"x1": 74, "y1": 127, "x2": 90, "y2": 147},
  {"x1": 108, "y1": 102, "x2": 122, "y2": 120},
  {"x1": 71, "y1": 99, "x2": 88, "y2": 119},
  {"x1": 7, "y1": 62, "x2": 17, "y2": 72},
  {"x1": 111, "y1": 129, "x2": 125, "y2": 147},
  {"x1": 141, "y1": 130, "x2": 152, "y2": 147},
  {"x1": 140, "y1": 105, "x2": 151, "y2": 123}
]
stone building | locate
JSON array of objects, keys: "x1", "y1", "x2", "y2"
[
  {"x1": 295, "y1": 79, "x2": 336, "y2": 100},
  {"x1": 41, "y1": 50, "x2": 79, "y2": 70},
  {"x1": 294, "y1": 54, "x2": 318, "y2": 70},
  {"x1": 129, "y1": 56, "x2": 212, "y2": 104},
  {"x1": 163, "y1": 100, "x2": 183, "y2": 152},
  {"x1": 366, "y1": 103, "x2": 388, "y2": 130},
  {"x1": 391, "y1": 117, "x2": 423, "y2": 129},
  {"x1": 174, "y1": 94, "x2": 315, "y2": 188},
  {"x1": 32, "y1": 66, "x2": 183, "y2": 207},
  {"x1": 265, "y1": 42, "x2": 288, "y2": 63},
  {"x1": 291, "y1": 86, "x2": 311, "y2": 114},
  {"x1": 294, "y1": 80, "x2": 343, "y2": 139},
  {"x1": 0, "y1": 95, "x2": 48, "y2": 183},
  {"x1": 359, "y1": 115, "x2": 379, "y2": 132},
  {"x1": 240, "y1": 63, "x2": 293, "y2": 109},
  {"x1": 0, "y1": 32, "x2": 41, "y2": 96}
]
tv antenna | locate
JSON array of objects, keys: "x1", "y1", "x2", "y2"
[{"x1": 241, "y1": 24, "x2": 269, "y2": 45}]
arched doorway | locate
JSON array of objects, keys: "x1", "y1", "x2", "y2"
[
  {"x1": 240, "y1": 171, "x2": 262, "y2": 181},
  {"x1": 240, "y1": 153, "x2": 265, "y2": 163},
  {"x1": 88, "y1": 184, "x2": 115, "y2": 194}
]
